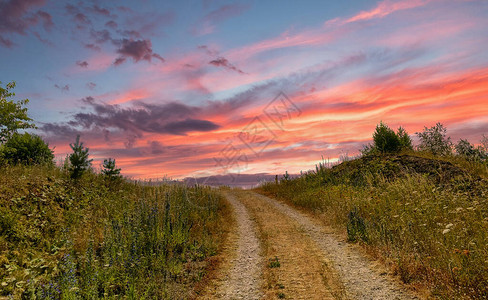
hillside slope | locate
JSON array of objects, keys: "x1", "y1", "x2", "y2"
[{"x1": 259, "y1": 154, "x2": 488, "y2": 299}]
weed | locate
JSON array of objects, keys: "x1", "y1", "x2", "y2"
[
  {"x1": 347, "y1": 207, "x2": 368, "y2": 243},
  {"x1": 268, "y1": 256, "x2": 281, "y2": 268}
]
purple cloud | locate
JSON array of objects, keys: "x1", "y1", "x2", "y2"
[
  {"x1": 54, "y1": 84, "x2": 69, "y2": 92},
  {"x1": 41, "y1": 97, "x2": 220, "y2": 142},
  {"x1": 76, "y1": 60, "x2": 89, "y2": 68},
  {"x1": 86, "y1": 82, "x2": 96, "y2": 90},
  {"x1": 114, "y1": 39, "x2": 164, "y2": 65},
  {"x1": 0, "y1": 0, "x2": 50, "y2": 47},
  {"x1": 209, "y1": 57, "x2": 245, "y2": 74}
]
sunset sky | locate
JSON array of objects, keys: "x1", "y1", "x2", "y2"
[{"x1": 1, "y1": 0, "x2": 488, "y2": 182}]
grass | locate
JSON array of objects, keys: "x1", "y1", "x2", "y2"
[
  {"x1": 268, "y1": 256, "x2": 281, "y2": 268},
  {"x1": 258, "y1": 152, "x2": 488, "y2": 299},
  {"x1": 0, "y1": 163, "x2": 228, "y2": 299}
]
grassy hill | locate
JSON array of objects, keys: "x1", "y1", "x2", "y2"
[
  {"x1": 0, "y1": 164, "x2": 229, "y2": 299},
  {"x1": 258, "y1": 153, "x2": 488, "y2": 298}
]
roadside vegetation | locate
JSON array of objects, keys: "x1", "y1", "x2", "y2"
[
  {"x1": 259, "y1": 121, "x2": 488, "y2": 299},
  {"x1": 0, "y1": 81, "x2": 229, "y2": 298}
]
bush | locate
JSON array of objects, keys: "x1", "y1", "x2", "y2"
[
  {"x1": 372, "y1": 122, "x2": 401, "y2": 153},
  {"x1": 455, "y1": 139, "x2": 487, "y2": 161},
  {"x1": 0, "y1": 132, "x2": 54, "y2": 165},
  {"x1": 416, "y1": 123, "x2": 452, "y2": 156},
  {"x1": 68, "y1": 135, "x2": 92, "y2": 179}
]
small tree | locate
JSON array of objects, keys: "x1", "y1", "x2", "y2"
[
  {"x1": 416, "y1": 123, "x2": 453, "y2": 156},
  {"x1": 69, "y1": 135, "x2": 92, "y2": 179},
  {"x1": 372, "y1": 121, "x2": 401, "y2": 153},
  {"x1": 102, "y1": 158, "x2": 121, "y2": 180},
  {"x1": 455, "y1": 139, "x2": 487, "y2": 161},
  {"x1": 397, "y1": 126, "x2": 413, "y2": 151},
  {"x1": 0, "y1": 81, "x2": 36, "y2": 143},
  {"x1": 1, "y1": 132, "x2": 54, "y2": 165}
]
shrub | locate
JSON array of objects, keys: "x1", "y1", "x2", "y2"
[
  {"x1": 102, "y1": 158, "x2": 122, "y2": 180},
  {"x1": 416, "y1": 123, "x2": 452, "y2": 156},
  {"x1": 68, "y1": 135, "x2": 92, "y2": 179},
  {"x1": 372, "y1": 121, "x2": 401, "y2": 153},
  {"x1": 455, "y1": 139, "x2": 487, "y2": 161},
  {"x1": 1, "y1": 132, "x2": 54, "y2": 165}
]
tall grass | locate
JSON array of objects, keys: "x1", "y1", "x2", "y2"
[
  {"x1": 259, "y1": 154, "x2": 488, "y2": 298},
  {"x1": 0, "y1": 164, "x2": 227, "y2": 299}
]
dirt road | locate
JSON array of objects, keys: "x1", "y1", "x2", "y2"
[{"x1": 200, "y1": 189, "x2": 419, "y2": 299}]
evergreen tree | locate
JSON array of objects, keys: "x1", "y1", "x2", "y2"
[
  {"x1": 69, "y1": 135, "x2": 92, "y2": 179},
  {"x1": 102, "y1": 158, "x2": 121, "y2": 180},
  {"x1": 372, "y1": 121, "x2": 401, "y2": 153}
]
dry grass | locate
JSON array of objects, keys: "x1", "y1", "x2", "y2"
[{"x1": 259, "y1": 154, "x2": 488, "y2": 299}]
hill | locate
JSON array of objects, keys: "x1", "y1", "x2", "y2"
[{"x1": 258, "y1": 153, "x2": 488, "y2": 298}]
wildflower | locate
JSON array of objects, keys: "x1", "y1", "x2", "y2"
[
  {"x1": 445, "y1": 223, "x2": 454, "y2": 229},
  {"x1": 442, "y1": 228, "x2": 450, "y2": 234}
]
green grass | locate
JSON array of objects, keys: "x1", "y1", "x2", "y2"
[
  {"x1": 258, "y1": 153, "x2": 488, "y2": 299},
  {"x1": 268, "y1": 256, "x2": 281, "y2": 268},
  {"x1": 0, "y1": 164, "x2": 228, "y2": 299}
]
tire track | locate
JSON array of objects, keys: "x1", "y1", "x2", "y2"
[{"x1": 212, "y1": 192, "x2": 263, "y2": 299}]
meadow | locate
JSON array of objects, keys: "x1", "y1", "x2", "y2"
[
  {"x1": 0, "y1": 164, "x2": 229, "y2": 299},
  {"x1": 259, "y1": 152, "x2": 488, "y2": 298}
]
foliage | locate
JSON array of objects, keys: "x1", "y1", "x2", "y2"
[
  {"x1": 372, "y1": 121, "x2": 401, "y2": 153},
  {"x1": 0, "y1": 164, "x2": 228, "y2": 298},
  {"x1": 268, "y1": 256, "x2": 281, "y2": 268},
  {"x1": 68, "y1": 135, "x2": 92, "y2": 179},
  {"x1": 416, "y1": 123, "x2": 453, "y2": 156},
  {"x1": 0, "y1": 81, "x2": 36, "y2": 144},
  {"x1": 0, "y1": 132, "x2": 54, "y2": 165},
  {"x1": 396, "y1": 126, "x2": 413, "y2": 151},
  {"x1": 259, "y1": 153, "x2": 488, "y2": 298},
  {"x1": 363, "y1": 122, "x2": 412, "y2": 155},
  {"x1": 455, "y1": 139, "x2": 487, "y2": 161},
  {"x1": 101, "y1": 158, "x2": 121, "y2": 180}
]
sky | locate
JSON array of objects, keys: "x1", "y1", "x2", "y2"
[{"x1": 1, "y1": 0, "x2": 488, "y2": 182}]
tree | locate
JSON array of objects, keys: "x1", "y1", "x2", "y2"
[
  {"x1": 68, "y1": 135, "x2": 93, "y2": 179},
  {"x1": 0, "y1": 81, "x2": 36, "y2": 143},
  {"x1": 102, "y1": 158, "x2": 121, "y2": 180},
  {"x1": 1, "y1": 132, "x2": 54, "y2": 165},
  {"x1": 397, "y1": 126, "x2": 413, "y2": 150},
  {"x1": 372, "y1": 121, "x2": 401, "y2": 153},
  {"x1": 416, "y1": 123, "x2": 453, "y2": 156}
]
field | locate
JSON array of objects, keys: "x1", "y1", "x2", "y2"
[
  {"x1": 0, "y1": 164, "x2": 229, "y2": 299},
  {"x1": 258, "y1": 153, "x2": 488, "y2": 298}
]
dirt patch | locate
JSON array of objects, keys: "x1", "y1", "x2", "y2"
[{"x1": 252, "y1": 191, "x2": 420, "y2": 300}]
